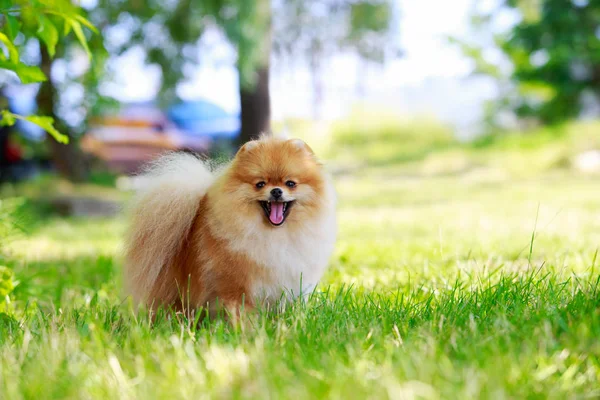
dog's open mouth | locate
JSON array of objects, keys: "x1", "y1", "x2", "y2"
[{"x1": 259, "y1": 201, "x2": 295, "y2": 226}]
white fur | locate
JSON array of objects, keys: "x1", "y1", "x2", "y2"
[
  {"x1": 241, "y1": 140, "x2": 259, "y2": 151},
  {"x1": 207, "y1": 174, "x2": 337, "y2": 306},
  {"x1": 123, "y1": 152, "x2": 216, "y2": 303},
  {"x1": 289, "y1": 138, "x2": 306, "y2": 150}
]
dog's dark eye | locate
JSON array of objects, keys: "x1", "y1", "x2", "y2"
[
  {"x1": 285, "y1": 180, "x2": 296, "y2": 188},
  {"x1": 256, "y1": 181, "x2": 266, "y2": 189}
]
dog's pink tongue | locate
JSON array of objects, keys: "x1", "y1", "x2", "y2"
[{"x1": 269, "y1": 202, "x2": 284, "y2": 224}]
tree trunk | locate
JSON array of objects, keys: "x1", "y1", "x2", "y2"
[
  {"x1": 238, "y1": 66, "x2": 271, "y2": 146},
  {"x1": 37, "y1": 47, "x2": 89, "y2": 182},
  {"x1": 236, "y1": 0, "x2": 272, "y2": 147}
]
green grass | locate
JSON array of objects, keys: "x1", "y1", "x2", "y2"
[
  {"x1": 1, "y1": 147, "x2": 600, "y2": 398},
  {"x1": 291, "y1": 112, "x2": 600, "y2": 179},
  {"x1": 327, "y1": 108, "x2": 457, "y2": 168}
]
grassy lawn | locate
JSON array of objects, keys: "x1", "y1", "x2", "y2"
[{"x1": 1, "y1": 133, "x2": 600, "y2": 398}]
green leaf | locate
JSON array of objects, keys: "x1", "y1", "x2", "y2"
[
  {"x1": 68, "y1": 18, "x2": 91, "y2": 58},
  {"x1": 0, "y1": 111, "x2": 67, "y2": 143},
  {"x1": 4, "y1": 14, "x2": 21, "y2": 41},
  {"x1": 13, "y1": 63, "x2": 46, "y2": 84},
  {"x1": 0, "y1": 0, "x2": 11, "y2": 12},
  {"x1": 0, "y1": 110, "x2": 16, "y2": 127},
  {"x1": 0, "y1": 61, "x2": 47, "y2": 84},
  {"x1": 0, "y1": 266, "x2": 16, "y2": 299},
  {"x1": 63, "y1": 18, "x2": 72, "y2": 36},
  {"x1": 74, "y1": 14, "x2": 98, "y2": 34},
  {"x1": 15, "y1": 65, "x2": 47, "y2": 84},
  {"x1": 36, "y1": 14, "x2": 59, "y2": 57},
  {"x1": 44, "y1": 10, "x2": 97, "y2": 36},
  {"x1": 23, "y1": 115, "x2": 69, "y2": 144},
  {"x1": 0, "y1": 31, "x2": 19, "y2": 63}
]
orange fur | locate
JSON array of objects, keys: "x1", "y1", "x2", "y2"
[{"x1": 123, "y1": 136, "x2": 337, "y2": 318}]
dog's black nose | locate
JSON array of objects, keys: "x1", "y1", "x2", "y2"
[{"x1": 270, "y1": 188, "x2": 283, "y2": 198}]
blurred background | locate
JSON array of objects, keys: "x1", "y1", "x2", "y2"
[
  {"x1": 1, "y1": 0, "x2": 599, "y2": 194},
  {"x1": 0, "y1": 0, "x2": 598, "y2": 226}
]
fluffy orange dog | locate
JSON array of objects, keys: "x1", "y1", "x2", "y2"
[{"x1": 123, "y1": 136, "x2": 336, "y2": 318}]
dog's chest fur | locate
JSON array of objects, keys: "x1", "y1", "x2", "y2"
[{"x1": 209, "y1": 210, "x2": 336, "y2": 305}]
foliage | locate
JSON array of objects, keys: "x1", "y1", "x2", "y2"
[
  {"x1": 0, "y1": 265, "x2": 15, "y2": 313},
  {"x1": 89, "y1": 0, "x2": 205, "y2": 106},
  {"x1": 86, "y1": 0, "x2": 272, "y2": 104},
  {"x1": 0, "y1": 200, "x2": 15, "y2": 240},
  {"x1": 347, "y1": 0, "x2": 395, "y2": 61},
  {"x1": 0, "y1": 109, "x2": 68, "y2": 143},
  {"x1": 0, "y1": 197, "x2": 25, "y2": 315},
  {"x1": 0, "y1": 0, "x2": 97, "y2": 142},
  {"x1": 455, "y1": 0, "x2": 600, "y2": 126},
  {"x1": 205, "y1": 0, "x2": 271, "y2": 89},
  {"x1": 273, "y1": 0, "x2": 396, "y2": 64},
  {"x1": 88, "y1": 0, "x2": 395, "y2": 105},
  {"x1": 273, "y1": 0, "x2": 396, "y2": 118},
  {"x1": 501, "y1": 0, "x2": 600, "y2": 124}
]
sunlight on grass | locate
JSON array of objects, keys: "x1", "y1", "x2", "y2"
[
  {"x1": 1, "y1": 133, "x2": 600, "y2": 398},
  {"x1": 7, "y1": 218, "x2": 123, "y2": 261},
  {"x1": 327, "y1": 107, "x2": 456, "y2": 168}
]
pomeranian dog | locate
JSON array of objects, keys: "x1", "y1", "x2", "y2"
[{"x1": 123, "y1": 135, "x2": 336, "y2": 319}]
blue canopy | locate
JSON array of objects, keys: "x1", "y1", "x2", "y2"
[{"x1": 167, "y1": 100, "x2": 240, "y2": 140}]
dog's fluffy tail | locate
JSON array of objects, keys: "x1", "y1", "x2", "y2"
[{"x1": 123, "y1": 152, "x2": 215, "y2": 305}]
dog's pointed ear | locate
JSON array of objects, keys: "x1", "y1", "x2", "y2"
[
  {"x1": 288, "y1": 138, "x2": 314, "y2": 155},
  {"x1": 237, "y1": 140, "x2": 259, "y2": 154}
]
